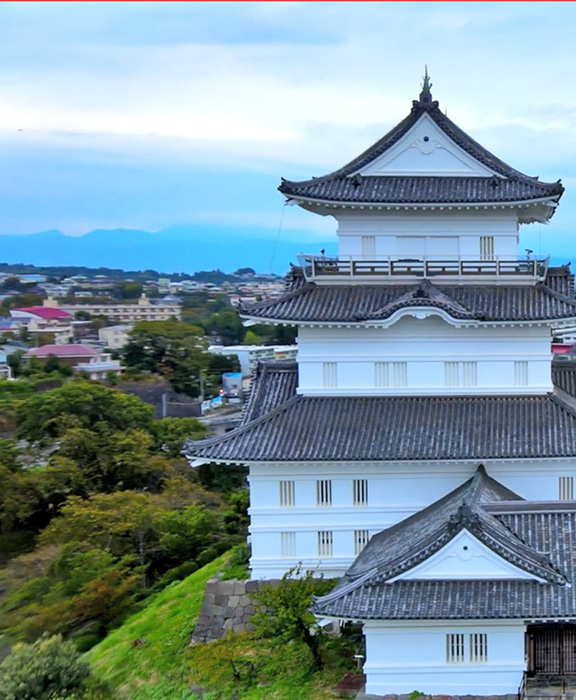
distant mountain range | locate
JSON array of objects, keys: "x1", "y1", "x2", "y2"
[
  {"x1": 0, "y1": 226, "x2": 337, "y2": 275},
  {"x1": 0, "y1": 226, "x2": 571, "y2": 275}
]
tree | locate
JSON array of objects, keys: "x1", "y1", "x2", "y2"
[
  {"x1": 204, "y1": 310, "x2": 244, "y2": 345},
  {"x1": 150, "y1": 417, "x2": 207, "y2": 457},
  {"x1": 123, "y1": 321, "x2": 208, "y2": 397},
  {"x1": 253, "y1": 568, "x2": 335, "y2": 670},
  {"x1": 0, "y1": 634, "x2": 90, "y2": 700},
  {"x1": 118, "y1": 282, "x2": 143, "y2": 300},
  {"x1": 243, "y1": 330, "x2": 263, "y2": 346},
  {"x1": 16, "y1": 381, "x2": 153, "y2": 442}
]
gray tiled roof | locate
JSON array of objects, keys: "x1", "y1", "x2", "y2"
[
  {"x1": 242, "y1": 269, "x2": 576, "y2": 324},
  {"x1": 241, "y1": 361, "x2": 299, "y2": 424},
  {"x1": 313, "y1": 486, "x2": 576, "y2": 621},
  {"x1": 279, "y1": 99, "x2": 564, "y2": 206},
  {"x1": 184, "y1": 389, "x2": 576, "y2": 462},
  {"x1": 552, "y1": 363, "x2": 576, "y2": 399}
]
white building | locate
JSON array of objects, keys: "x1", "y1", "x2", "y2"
[
  {"x1": 186, "y1": 78, "x2": 576, "y2": 697},
  {"x1": 98, "y1": 324, "x2": 133, "y2": 350}
]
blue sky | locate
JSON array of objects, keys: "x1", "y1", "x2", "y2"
[{"x1": 2, "y1": 1, "x2": 576, "y2": 259}]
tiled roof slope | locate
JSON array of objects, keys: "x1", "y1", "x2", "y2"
[
  {"x1": 241, "y1": 270, "x2": 576, "y2": 324},
  {"x1": 553, "y1": 363, "x2": 576, "y2": 399},
  {"x1": 184, "y1": 391, "x2": 576, "y2": 462},
  {"x1": 241, "y1": 361, "x2": 299, "y2": 424},
  {"x1": 279, "y1": 96, "x2": 563, "y2": 206},
  {"x1": 313, "y1": 472, "x2": 576, "y2": 621}
]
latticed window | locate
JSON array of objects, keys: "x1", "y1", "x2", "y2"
[
  {"x1": 470, "y1": 633, "x2": 488, "y2": 663},
  {"x1": 353, "y1": 479, "x2": 368, "y2": 506},
  {"x1": 323, "y1": 362, "x2": 337, "y2": 388},
  {"x1": 317, "y1": 531, "x2": 333, "y2": 557},
  {"x1": 446, "y1": 633, "x2": 465, "y2": 663},
  {"x1": 281, "y1": 532, "x2": 296, "y2": 558},
  {"x1": 316, "y1": 480, "x2": 332, "y2": 506},
  {"x1": 445, "y1": 361, "x2": 477, "y2": 387},
  {"x1": 375, "y1": 361, "x2": 407, "y2": 387},
  {"x1": 354, "y1": 530, "x2": 369, "y2": 555},
  {"x1": 514, "y1": 361, "x2": 529, "y2": 387},
  {"x1": 479, "y1": 236, "x2": 495, "y2": 260},
  {"x1": 559, "y1": 476, "x2": 574, "y2": 500},
  {"x1": 279, "y1": 480, "x2": 295, "y2": 507}
]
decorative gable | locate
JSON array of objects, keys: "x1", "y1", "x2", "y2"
[
  {"x1": 390, "y1": 528, "x2": 544, "y2": 582},
  {"x1": 355, "y1": 114, "x2": 498, "y2": 178}
]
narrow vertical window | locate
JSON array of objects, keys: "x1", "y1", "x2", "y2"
[
  {"x1": 317, "y1": 531, "x2": 333, "y2": 557},
  {"x1": 353, "y1": 479, "x2": 368, "y2": 506},
  {"x1": 470, "y1": 633, "x2": 488, "y2": 663},
  {"x1": 559, "y1": 476, "x2": 574, "y2": 500},
  {"x1": 375, "y1": 362, "x2": 390, "y2": 388},
  {"x1": 445, "y1": 361, "x2": 477, "y2": 387},
  {"x1": 316, "y1": 479, "x2": 332, "y2": 506},
  {"x1": 479, "y1": 236, "x2": 495, "y2": 261},
  {"x1": 362, "y1": 236, "x2": 376, "y2": 258},
  {"x1": 514, "y1": 361, "x2": 529, "y2": 387},
  {"x1": 446, "y1": 633, "x2": 465, "y2": 664},
  {"x1": 323, "y1": 362, "x2": 337, "y2": 388},
  {"x1": 445, "y1": 361, "x2": 460, "y2": 387},
  {"x1": 392, "y1": 362, "x2": 408, "y2": 387},
  {"x1": 462, "y1": 361, "x2": 477, "y2": 387},
  {"x1": 279, "y1": 480, "x2": 295, "y2": 507},
  {"x1": 281, "y1": 532, "x2": 296, "y2": 558},
  {"x1": 354, "y1": 530, "x2": 369, "y2": 555}
]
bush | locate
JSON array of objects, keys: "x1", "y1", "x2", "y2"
[{"x1": 0, "y1": 634, "x2": 90, "y2": 700}]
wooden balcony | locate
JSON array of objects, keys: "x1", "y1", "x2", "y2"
[{"x1": 297, "y1": 255, "x2": 550, "y2": 284}]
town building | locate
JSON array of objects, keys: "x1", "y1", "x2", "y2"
[
  {"x1": 10, "y1": 306, "x2": 74, "y2": 344},
  {"x1": 43, "y1": 294, "x2": 182, "y2": 322},
  {"x1": 98, "y1": 324, "x2": 133, "y2": 350},
  {"x1": 208, "y1": 344, "x2": 298, "y2": 376},
  {"x1": 24, "y1": 344, "x2": 122, "y2": 379},
  {"x1": 186, "y1": 78, "x2": 576, "y2": 697}
]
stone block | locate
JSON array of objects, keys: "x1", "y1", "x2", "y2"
[
  {"x1": 223, "y1": 618, "x2": 234, "y2": 630},
  {"x1": 203, "y1": 603, "x2": 223, "y2": 617},
  {"x1": 214, "y1": 594, "x2": 229, "y2": 606},
  {"x1": 245, "y1": 580, "x2": 260, "y2": 593},
  {"x1": 244, "y1": 622, "x2": 255, "y2": 632},
  {"x1": 238, "y1": 594, "x2": 251, "y2": 607},
  {"x1": 216, "y1": 581, "x2": 236, "y2": 596},
  {"x1": 224, "y1": 607, "x2": 237, "y2": 619},
  {"x1": 196, "y1": 613, "x2": 211, "y2": 626},
  {"x1": 245, "y1": 605, "x2": 254, "y2": 616},
  {"x1": 212, "y1": 615, "x2": 225, "y2": 629},
  {"x1": 205, "y1": 578, "x2": 220, "y2": 592},
  {"x1": 234, "y1": 581, "x2": 247, "y2": 595},
  {"x1": 228, "y1": 595, "x2": 240, "y2": 608},
  {"x1": 203, "y1": 593, "x2": 216, "y2": 606},
  {"x1": 233, "y1": 623, "x2": 247, "y2": 634}
]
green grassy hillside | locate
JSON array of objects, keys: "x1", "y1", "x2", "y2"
[
  {"x1": 88, "y1": 552, "x2": 357, "y2": 700},
  {"x1": 87, "y1": 553, "x2": 229, "y2": 699}
]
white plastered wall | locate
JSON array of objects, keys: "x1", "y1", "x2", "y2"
[
  {"x1": 363, "y1": 620, "x2": 526, "y2": 696},
  {"x1": 297, "y1": 318, "x2": 553, "y2": 396},
  {"x1": 248, "y1": 459, "x2": 576, "y2": 579}
]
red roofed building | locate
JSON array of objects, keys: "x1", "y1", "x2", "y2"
[
  {"x1": 11, "y1": 307, "x2": 72, "y2": 321},
  {"x1": 10, "y1": 306, "x2": 73, "y2": 344},
  {"x1": 25, "y1": 344, "x2": 97, "y2": 366}
]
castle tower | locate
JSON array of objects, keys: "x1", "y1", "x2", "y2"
[{"x1": 187, "y1": 79, "x2": 576, "y2": 696}]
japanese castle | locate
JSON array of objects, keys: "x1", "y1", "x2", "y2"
[{"x1": 186, "y1": 76, "x2": 576, "y2": 697}]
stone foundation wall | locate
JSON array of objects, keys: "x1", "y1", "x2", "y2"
[{"x1": 191, "y1": 577, "x2": 282, "y2": 644}]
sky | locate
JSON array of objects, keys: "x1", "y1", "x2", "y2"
[{"x1": 2, "y1": 1, "x2": 576, "y2": 259}]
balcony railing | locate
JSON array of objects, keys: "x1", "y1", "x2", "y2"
[{"x1": 297, "y1": 254, "x2": 550, "y2": 283}]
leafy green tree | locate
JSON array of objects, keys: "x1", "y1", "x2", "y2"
[
  {"x1": 7, "y1": 350, "x2": 25, "y2": 378},
  {"x1": 118, "y1": 282, "x2": 143, "y2": 300},
  {"x1": 16, "y1": 381, "x2": 153, "y2": 442},
  {"x1": 123, "y1": 321, "x2": 208, "y2": 396},
  {"x1": 204, "y1": 310, "x2": 244, "y2": 345},
  {"x1": 0, "y1": 634, "x2": 90, "y2": 700},
  {"x1": 150, "y1": 417, "x2": 207, "y2": 457},
  {"x1": 253, "y1": 568, "x2": 336, "y2": 670},
  {"x1": 243, "y1": 330, "x2": 263, "y2": 346}
]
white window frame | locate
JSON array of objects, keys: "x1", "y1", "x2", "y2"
[
  {"x1": 281, "y1": 532, "x2": 296, "y2": 558},
  {"x1": 445, "y1": 361, "x2": 478, "y2": 387},
  {"x1": 353, "y1": 479, "x2": 368, "y2": 506},
  {"x1": 323, "y1": 362, "x2": 337, "y2": 388},
  {"x1": 375, "y1": 361, "x2": 407, "y2": 388},
  {"x1": 469, "y1": 633, "x2": 488, "y2": 663},
  {"x1": 446, "y1": 633, "x2": 465, "y2": 664},
  {"x1": 279, "y1": 480, "x2": 295, "y2": 507},
  {"x1": 316, "y1": 479, "x2": 332, "y2": 506},
  {"x1": 479, "y1": 236, "x2": 495, "y2": 261},
  {"x1": 560, "y1": 476, "x2": 574, "y2": 500},
  {"x1": 318, "y1": 531, "x2": 333, "y2": 557},
  {"x1": 354, "y1": 529, "x2": 369, "y2": 555},
  {"x1": 514, "y1": 360, "x2": 529, "y2": 387}
]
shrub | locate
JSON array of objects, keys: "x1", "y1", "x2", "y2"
[{"x1": 0, "y1": 633, "x2": 90, "y2": 699}]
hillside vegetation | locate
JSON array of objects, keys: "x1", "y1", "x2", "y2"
[{"x1": 88, "y1": 553, "x2": 359, "y2": 700}]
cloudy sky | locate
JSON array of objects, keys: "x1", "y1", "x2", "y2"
[{"x1": 2, "y1": 1, "x2": 576, "y2": 258}]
